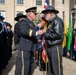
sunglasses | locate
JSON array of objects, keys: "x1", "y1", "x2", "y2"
[{"x1": 31, "y1": 12, "x2": 37, "y2": 15}]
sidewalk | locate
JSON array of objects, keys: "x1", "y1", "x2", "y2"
[
  {"x1": 2, "y1": 51, "x2": 45, "y2": 75},
  {"x1": 2, "y1": 50, "x2": 76, "y2": 75}
]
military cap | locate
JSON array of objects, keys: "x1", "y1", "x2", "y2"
[
  {"x1": 25, "y1": 6, "x2": 37, "y2": 14},
  {"x1": 0, "y1": 15, "x2": 5, "y2": 21},
  {"x1": 14, "y1": 13, "x2": 26, "y2": 21}
]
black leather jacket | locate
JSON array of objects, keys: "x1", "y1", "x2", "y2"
[{"x1": 44, "y1": 15, "x2": 64, "y2": 48}]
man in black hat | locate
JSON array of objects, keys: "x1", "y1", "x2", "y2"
[
  {"x1": 14, "y1": 13, "x2": 27, "y2": 75},
  {"x1": 41, "y1": 6, "x2": 64, "y2": 75},
  {"x1": 15, "y1": 7, "x2": 45, "y2": 75},
  {"x1": 0, "y1": 15, "x2": 5, "y2": 74},
  {"x1": 0, "y1": 15, "x2": 5, "y2": 22},
  {"x1": 6, "y1": 23, "x2": 13, "y2": 58},
  {"x1": 14, "y1": 13, "x2": 26, "y2": 50}
]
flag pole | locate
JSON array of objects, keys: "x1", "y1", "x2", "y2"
[
  {"x1": 45, "y1": 54, "x2": 48, "y2": 75},
  {"x1": 43, "y1": 0, "x2": 50, "y2": 74},
  {"x1": 45, "y1": 44, "x2": 48, "y2": 75}
]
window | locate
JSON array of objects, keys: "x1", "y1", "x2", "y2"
[
  {"x1": 36, "y1": 0, "x2": 42, "y2": 5},
  {"x1": 0, "y1": 11, "x2": 5, "y2": 21},
  {"x1": 62, "y1": 0, "x2": 64, "y2": 4},
  {"x1": 0, "y1": 0, "x2": 5, "y2": 4},
  {"x1": 17, "y1": 0, "x2": 24, "y2": 4}
]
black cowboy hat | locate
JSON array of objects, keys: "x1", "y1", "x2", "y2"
[
  {"x1": 41, "y1": 6, "x2": 59, "y2": 14},
  {"x1": 25, "y1": 6, "x2": 37, "y2": 14},
  {"x1": 0, "y1": 15, "x2": 5, "y2": 21},
  {"x1": 14, "y1": 13, "x2": 26, "y2": 21}
]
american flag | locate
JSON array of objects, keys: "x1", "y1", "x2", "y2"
[
  {"x1": 42, "y1": 37, "x2": 48, "y2": 63},
  {"x1": 44, "y1": 0, "x2": 50, "y2": 8}
]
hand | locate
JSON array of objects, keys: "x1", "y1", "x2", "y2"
[
  {"x1": 37, "y1": 30, "x2": 46, "y2": 35},
  {"x1": 38, "y1": 40, "x2": 42, "y2": 43},
  {"x1": 37, "y1": 22, "x2": 44, "y2": 28}
]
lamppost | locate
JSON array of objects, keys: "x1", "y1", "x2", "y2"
[{"x1": 71, "y1": 8, "x2": 76, "y2": 29}]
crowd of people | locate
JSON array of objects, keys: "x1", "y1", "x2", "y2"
[
  {"x1": 0, "y1": 5, "x2": 76, "y2": 75},
  {"x1": 0, "y1": 16, "x2": 13, "y2": 74},
  {"x1": 63, "y1": 28, "x2": 76, "y2": 60}
]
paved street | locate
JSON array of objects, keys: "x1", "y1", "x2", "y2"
[
  {"x1": 2, "y1": 51, "x2": 45, "y2": 75},
  {"x1": 2, "y1": 51, "x2": 76, "y2": 75}
]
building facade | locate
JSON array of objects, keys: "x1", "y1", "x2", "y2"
[
  {"x1": 0, "y1": 0, "x2": 75, "y2": 30},
  {"x1": 74, "y1": 0, "x2": 76, "y2": 28}
]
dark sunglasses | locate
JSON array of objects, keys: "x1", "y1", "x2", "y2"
[{"x1": 33, "y1": 12, "x2": 37, "y2": 15}]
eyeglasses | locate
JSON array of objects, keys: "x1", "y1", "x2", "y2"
[{"x1": 30, "y1": 12, "x2": 37, "y2": 16}]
